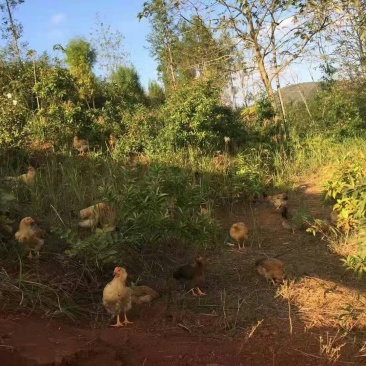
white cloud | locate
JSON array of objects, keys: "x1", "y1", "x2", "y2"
[
  {"x1": 278, "y1": 16, "x2": 296, "y2": 30},
  {"x1": 50, "y1": 13, "x2": 66, "y2": 26}
]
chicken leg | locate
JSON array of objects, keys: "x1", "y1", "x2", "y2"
[
  {"x1": 111, "y1": 313, "x2": 133, "y2": 327},
  {"x1": 189, "y1": 287, "x2": 206, "y2": 296},
  {"x1": 111, "y1": 314, "x2": 124, "y2": 328},
  {"x1": 122, "y1": 313, "x2": 133, "y2": 326},
  {"x1": 194, "y1": 287, "x2": 206, "y2": 296}
]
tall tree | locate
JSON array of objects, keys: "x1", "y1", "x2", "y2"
[
  {"x1": 323, "y1": 0, "x2": 366, "y2": 79},
  {"x1": 90, "y1": 14, "x2": 129, "y2": 77},
  {"x1": 64, "y1": 38, "x2": 97, "y2": 108},
  {"x1": 174, "y1": 16, "x2": 232, "y2": 88},
  {"x1": 138, "y1": 0, "x2": 179, "y2": 92},
  {"x1": 0, "y1": 0, "x2": 24, "y2": 62},
  {"x1": 147, "y1": 80, "x2": 165, "y2": 107},
  {"x1": 109, "y1": 65, "x2": 146, "y2": 106}
]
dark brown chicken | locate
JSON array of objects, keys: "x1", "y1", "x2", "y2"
[
  {"x1": 256, "y1": 258, "x2": 285, "y2": 285},
  {"x1": 173, "y1": 256, "x2": 206, "y2": 296}
]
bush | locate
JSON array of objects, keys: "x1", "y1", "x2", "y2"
[
  {"x1": 323, "y1": 158, "x2": 366, "y2": 276},
  {"x1": 158, "y1": 79, "x2": 246, "y2": 151}
]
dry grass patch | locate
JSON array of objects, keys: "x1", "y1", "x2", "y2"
[
  {"x1": 278, "y1": 277, "x2": 366, "y2": 330},
  {"x1": 328, "y1": 238, "x2": 358, "y2": 258}
]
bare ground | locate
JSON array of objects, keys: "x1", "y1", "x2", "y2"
[{"x1": 1, "y1": 170, "x2": 366, "y2": 366}]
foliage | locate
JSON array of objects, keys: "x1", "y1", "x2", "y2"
[
  {"x1": 112, "y1": 104, "x2": 161, "y2": 154},
  {"x1": 64, "y1": 38, "x2": 97, "y2": 106},
  {"x1": 286, "y1": 82, "x2": 366, "y2": 140},
  {"x1": 109, "y1": 66, "x2": 146, "y2": 107},
  {"x1": 232, "y1": 150, "x2": 269, "y2": 200},
  {"x1": 147, "y1": 80, "x2": 165, "y2": 107},
  {"x1": 50, "y1": 162, "x2": 220, "y2": 269},
  {"x1": 0, "y1": 91, "x2": 28, "y2": 149},
  {"x1": 158, "y1": 78, "x2": 246, "y2": 151},
  {"x1": 323, "y1": 158, "x2": 366, "y2": 275},
  {"x1": 139, "y1": 0, "x2": 180, "y2": 90}
]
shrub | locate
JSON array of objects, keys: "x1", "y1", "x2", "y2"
[{"x1": 158, "y1": 79, "x2": 246, "y2": 151}]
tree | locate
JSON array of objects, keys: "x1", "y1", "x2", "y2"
[
  {"x1": 147, "y1": 80, "x2": 165, "y2": 107},
  {"x1": 322, "y1": 0, "x2": 366, "y2": 79},
  {"x1": 172, "y1": 0, "x2": 332, "y2": 140},
  {"x1": 174, "y1": 16, "x2": 232, "y2": 89},
  {"x1": 64, "y1": 38, "x2": 97, "y2": 108},
  {"x1": 216, "y1": 0, "x2": 331, "y2": 138},
  {"x1": 138, "y1": 0, "x2": 179, "y2": 91},
  {"x1": 0, "y1": 0, "x2": 24, "y2": 62},
  {"x1": 90, "y1": 14, "x2": 129, "y2": 77},
  {"x1": 109, "y1": 66, "x2": 146, "y2": 107}
]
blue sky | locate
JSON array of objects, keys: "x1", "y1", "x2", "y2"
[{"x1": 10, "y1": 0, "x2": 158, "y2": 88}]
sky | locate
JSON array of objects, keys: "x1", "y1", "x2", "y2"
[
  {"x1": 4, "y1": 0, "x2": 321, "y2": 93},
  {"x1": 10, "y1": 0, "x2": 158, "y2": 88}
]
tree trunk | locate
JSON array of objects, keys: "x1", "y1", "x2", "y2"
[
  {"x1": 270, "y1": 23, "x2": 289, "y2": 140},
  {"x1": 244, "y1": 5, "x2": 279, "y2": 120},
  {"x1": 5, "y1": 0, "x2": 21, "y2": 63},
  {"x1": 164, "y1": 27, "x2": 177, "y2": 90}
]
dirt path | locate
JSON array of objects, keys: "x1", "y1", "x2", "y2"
[{"x1": 1, "y1": 173, "x2": 366, "y2": 366}]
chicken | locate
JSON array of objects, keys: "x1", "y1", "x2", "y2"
[
  {"x1": 256, "y1": 258, "x2": 285, "y2": 285},
  {"x1": 229, "y1": 222, "x2": 249, "y2": 249},
  {"x1": 165, "y1": 196, "x2": 177, "y2": 219},
  {"x1": 281, "y1": 207, "x2": 297, "y2": 234},
  {"x1": 4, "y1": 166, "x2": 36, "y2": 186},
  {"x1": 73, "y1": 136, "x2": 89, "y2": 155},
  {"x1": 265, "y1": 192, "x2": 288, "y2": 210},
  {"x1": 14, "y1": 217, "x2": 45, "y2": 258},
  {"x1": 193, "y1": 171, "x2": 201, "y2": 186},
  {"x1": 108, "y1": 133, "x2": 117, "y2": 151},
  {"x1": 281, "y1": 207, "x2": 311, "y2": 233},
  {"x1": 131, "y1": 285, "x2": 159, "y2": 304},
  {"x1": 330, "y1": 208, "x2": 340, "y2": 226},
  {"x1": 173, "y1": 256, "x2": 206, "y2": 296},
  {"x1": 0, "y1": 214, "x2": 13, "y2": 234},
  {"x1": 212, "y1": 151, "x2": 228, "y2": 171},
  {"x1": 200, "y1": 206, "x2": 209, "y2": 215},
  {"x1": 103, "y1": 267, "x2": 133, "y2": 327},
  {"x1": 79, "y1": 202, "x2": 116, "y2": 230}
]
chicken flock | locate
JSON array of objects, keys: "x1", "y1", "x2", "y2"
[{"x1": 1, "y1": 137, "x2": 338, "y2": 328}]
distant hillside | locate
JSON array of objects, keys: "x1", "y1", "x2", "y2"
[{"x1": 276, "y1": 82, "x2": 320, "y2": 105}]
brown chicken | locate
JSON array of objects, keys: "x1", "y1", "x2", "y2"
[
  {"x1": 330, "y1": 208, "x2": 340, "y2": 226},
  {"x1": 79, "y1": 202, "x2": 116, "y2": 230},
  {"x1": 256, "y1": 258, "x2": 285, "y2": 285},
  {"x1": 265, "y1": 193, "x2": 288, "y2": 210},
  {"x1": 73, "y1": 136, "x2": 89, "y2": 155},
  {"x1": 15, "y1": 217, "x2": 45, "y2": 258},
  {"x1": 173, "y1": 256, "x2": 206, "y2": 296},
  {"x1": 108, "y1": 133, "x2": 117, "y2": 151},
  {"x1": 212, "y1": 151, "x2": 228, "y2": 171},
  {"x1": 4, "y1": 166, "x2": 36, "y2": 186},
  {"x1": 131, "y1": 285, "x2": 159, "y2": 304},
  {"x1": 229, "y1": 222, "x2": 249, "y2": 249},
  {"x1": 103, "y1": 267, "x2": 133, "y2": 327}
]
